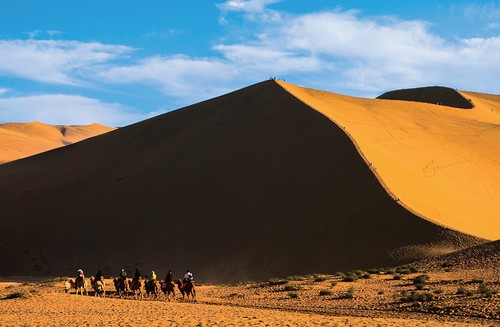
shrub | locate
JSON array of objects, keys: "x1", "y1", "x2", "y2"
[
  {"x1": 415, "y1": 283, "x2": 426, "y2": 290},
  {"x1": 319, "y1": 289, "x2": 332, "y2": 296},
  {"x1": 361, "y1": 273, "x2": 371, "y2": 279},
  {"x1": 478, "y1": 284, "x2": 495, "y2": 298},
  {"x1": 284, "y1": 285, "x2": 301, "y2": 292},
  {"x1": 314, "y1": 276, "x2": 328, "y2": 282},
  {"x1": 342, "y1": 274, "x2": 358, "y2": 282},
  {"x1": 288, "y1": 291, "x2": 299, "y2": 299},
  {"x1": 378, "y1": 290, "x2": 385, "y2": 295},
  {"x1": 334, "y1": 271, "x2": 345, "y2": 277},
  {"x1": 268, "y1": 278, "x2": 289, "y2": 286},
  {"x1": 396, "y1": 267, "x2": 411, "y2": 274},
  {"x1": 367, "y1": 268, "x2": 380, "y2": 274},
  {"x1": 471, "y1": 278, "x2": 484, "y2": 284},
  {"x1": 441, "y1": 261, "x2": 453, "y2": 268},
  {"x1": 393, "y1": 274, "x2": 402, "y2": 280},
  {"x1": 413, "y1": 275, "x2": 430, "y2": 285},
  {"x1": 400, "y1": 291, "x2": 433, "y2": 302},
  {"x1": 340, "y1": 287, "x2": 355, "y2": 299},
  {"x1": 3, "y1": 291, "x2": 27, "y2": 300},
  {"x1": 284, "y1": 275, "x2": 307, "y2": 282},
  {"x1": 433, "y1": 289, "x2": 444, "y2": 294},
  {"x1": 330, "y1": 281, "x2": 338, "y2": 287},
  {"x1": 456, "y1": 286, "x2": 473, "y2": 296}
]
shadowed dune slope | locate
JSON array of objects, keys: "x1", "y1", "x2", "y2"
[
  {"x1": 279, "y1": 82, "x2": 500, "y2": 240},
  {"x1": 377, "y1": 86, "x2": 473, "y2": 109},
  {"x1": 0, "y1": 122, "x2": 115, "y2": 164},
  {"x1": 0, "y1": 81, "x2": 482, "y2": 283}
]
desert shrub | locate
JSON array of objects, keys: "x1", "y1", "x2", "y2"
[
  {"x1": 400, "y1": 291, "x2": 433, "y2": 302},
  {"x1": 284, "y1": 285, "x2": 301, "y2": 292},
  {"x1": 393, "y1": 274, "x2": 402, "y2": 280},
  {"x1": 334, "y1": 271, "x2": 345, "y2": 277},
  {"x1": 415, "y1": 283, "x2": 426, "y2": 290},
  {"x1": 3, "y1": 291, "x2": 27, "y2": 300},
  {"x1": 456, "y1": 286, "x2": 473, "y2": 296},
  {"x1": 342, "y1": 274, "x2": 358, "y2": 282},
  {"x1": 340, "y1": 287, "x2": 355, "y2": 299},
  {"x1": 361, "y1": 273, "x2": 371, "y2": 279},
  {"x1": 319, "y1": 289, "x2": 332, "y2": 296},
  {"x1": 477, "y1": 284, "x2": 495, "y2": 298},
  {"x1": 433, "y1": 289, "x2": 444, "y2": 294},
  {"x1": 268, "y1": 278, "x2": 289, "y2": 286},
  {"x1": 471, "y1": 278, "x2": 484, "y2": 284},
  {"x1": 378, "y1": 290, "x2": 385, "y2": 295},
  {"x1": 413, "y1": 275, "x2": 430, "y2": 285},
  {"x1": 284, "y1": 275, "x2": 307, "y2": 282},
  {"x1": 288, "y1": 291, "x2": 299, "y2": 299},
  {"x1": 441, "y1": 261, "x2": 453, "y2": 268},
  {"x1": 314, "y1": 275, "x2": 328, "y2": 282},
  {"x1": 227, "y1": 293, "x2": 244, "y2": 299},
  {"x1": 383, "y1": 268, "x2": 396, "y2": 274},
  {"x1": 330, "y1": 281, "x2": 338, "y2": 287},
  {"x1": 367, "y1": 268, "x2": 381, "y2": 274}
]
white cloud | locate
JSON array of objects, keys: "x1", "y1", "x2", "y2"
[
  {"x1": 217, "y1": 0, "x2": 280, "y2": 13},
  {"x1": 463, "y1": 2, "x2": 500, "y2": 22},
  {"x1": 0, "y1": 94, "x2": 148, "y2": 126},
  {"x1": 98, "y1": 55, "x2": 240, "y2": 102},
  {"x1": 0, "y1": 88, "x2": 7, "y2": 96},
  {"x1": 213, "y1": 9, "x2": 500, "y2": 94},
  {"x1": 0, "y1": 39, "x2": 133, "y2": 85}
]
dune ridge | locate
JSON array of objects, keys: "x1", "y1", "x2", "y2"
[
  {"x1": 0, "y1": 80, "x2": 484, "y2": 283},
  {"x1": 278, "y1": 81, "x2": 500, "y2": 240},
  {"x1": 0, "y1": 122, "x2": 115, "y2": 164}
]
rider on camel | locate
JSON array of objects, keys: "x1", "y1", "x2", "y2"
[
  {"x1": 134, "y1": 268, "x2": 142, "y2": 280},
  {"x1": 182, "y1": 270, "x2": 193, "y2": 288},
  {"x1": 165, "y1": 270, "x2": 173, "y2": 284},
  {"x1": 120, "y1": 268, "x2": 128, "y2": 281},
  {"x1": 77, "y1": 269, "x2": 85, "y2": 281},
  {"x1": 150, "y1": 271, "x2": 157, "y2": 281}
]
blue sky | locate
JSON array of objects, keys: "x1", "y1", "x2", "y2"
[{"x1": 0, "y1": 0, "x2": 499, "y2": 126}]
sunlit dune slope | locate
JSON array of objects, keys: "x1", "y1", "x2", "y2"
[
  {"x1": 0, "y1": 81, "x2": 481, "y2": 282},
  {"x1": 278, "y1": 81, "x2": 499, "y2": 240},
  {"x1": 0, "y1": 122, "x2": 115, "y2": 164}
]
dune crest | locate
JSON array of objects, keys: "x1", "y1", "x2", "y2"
[
  {"x1": 278, "y1": 81, "x2": 500, "y2": 240},
  {"x1": 0, "y1": 122, "x2": 115, "y2": 164}
]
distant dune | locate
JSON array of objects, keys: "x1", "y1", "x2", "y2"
[
  {"x1": 0, "y1": 81, "x2": 495, "y2": 283},
  {"x1": 377, "y1": 86, "x2": 474, "y2": 109},
  {"x1": 0, "y1": 122, "x2": 115, "y2": 164}
]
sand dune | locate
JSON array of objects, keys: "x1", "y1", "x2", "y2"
[
  {"x1": 0, "y1": 81, "x2": 488, "y2": 282},
  {"x1": 0, "y1": 122, "x2": 115, "y2": 164},
  {"x1": 279, "y1": 82, "x2": 499, "y2": 240}
]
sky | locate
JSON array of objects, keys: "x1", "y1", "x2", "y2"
[{"x1": 0, "y1": 0, "x2": 499, "y2": 126}]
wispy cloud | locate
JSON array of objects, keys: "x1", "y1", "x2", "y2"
[
  {"x1": 463, "y1": 2, "x2": 500, "y2": 22},
  {"x1": 99, "y1": 55, "x2": 239, "y2": 103},
  {"x1": 0, "y1": 94, "x2": 149, "y2": 126},
  {"x1": 217, "y1": 0, "x2": 280, "y2": 13},
  {"x1": 0, "y1": 39, "x2": 133, "y2": 85},
  {"x1": 0, "y1": 88, "x2": 7, "y2": 96}
]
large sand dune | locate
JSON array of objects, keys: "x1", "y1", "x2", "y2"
[
  {"x1": 0, "y1": 122, "x2": 114, "y2": 164},
  {"x1": 279, "y1": 82, "x2": 500, "y2": 240},
  {"x1": 0, "y1": 81, "x2": 489, "y2": 282}
]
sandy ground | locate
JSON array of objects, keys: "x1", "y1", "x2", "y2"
[{"x1": 1, "y1": 264, "x2": 498, "y2": 327}]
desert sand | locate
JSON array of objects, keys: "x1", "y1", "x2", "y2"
[
  {"x1": 0, "y1": 121, "x2": 114, "y2": 164},
  {"x1": 278, "y1": 81, "x2": 500, "y2": 240},
  {"x1": 0, "y1": 81, "x2": 485, "y2": 283},
  {"x1": 1, "y1": 247, "x2": 498, "y2": 327}
]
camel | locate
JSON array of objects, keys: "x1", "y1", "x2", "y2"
[
  {"x1": 160, "y1": 280, "x2": 176, "y2": 300},
  {"x1": 175, "y1": 279, "x2": 196, "y2": 300},
  {"x1": 90, "y1": 276, "x2": 106, "y2": 297},
  {"x1": 113, "y1": 278, "x2": 128, "y2": 298},
  {"x1": 145, "y1": 279, "x2": 160, "y2": 300},
  {"x1": 70, "y1": 277, "x2": 88, "y2": 296},
  {"x1": 129, "y1": 277, "x2": 144, "y2": 300},
  {"x1": 64, "y1": 279, "x2": 72, "y2": 293}
]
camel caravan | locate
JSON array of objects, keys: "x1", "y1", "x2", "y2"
[{"x1": 64, "y1": 268, "x2": 196, "y2": 301}]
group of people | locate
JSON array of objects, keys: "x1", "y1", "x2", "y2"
[{"x1": 76, "y1": 268, "x2": 194, "y2": 285}]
